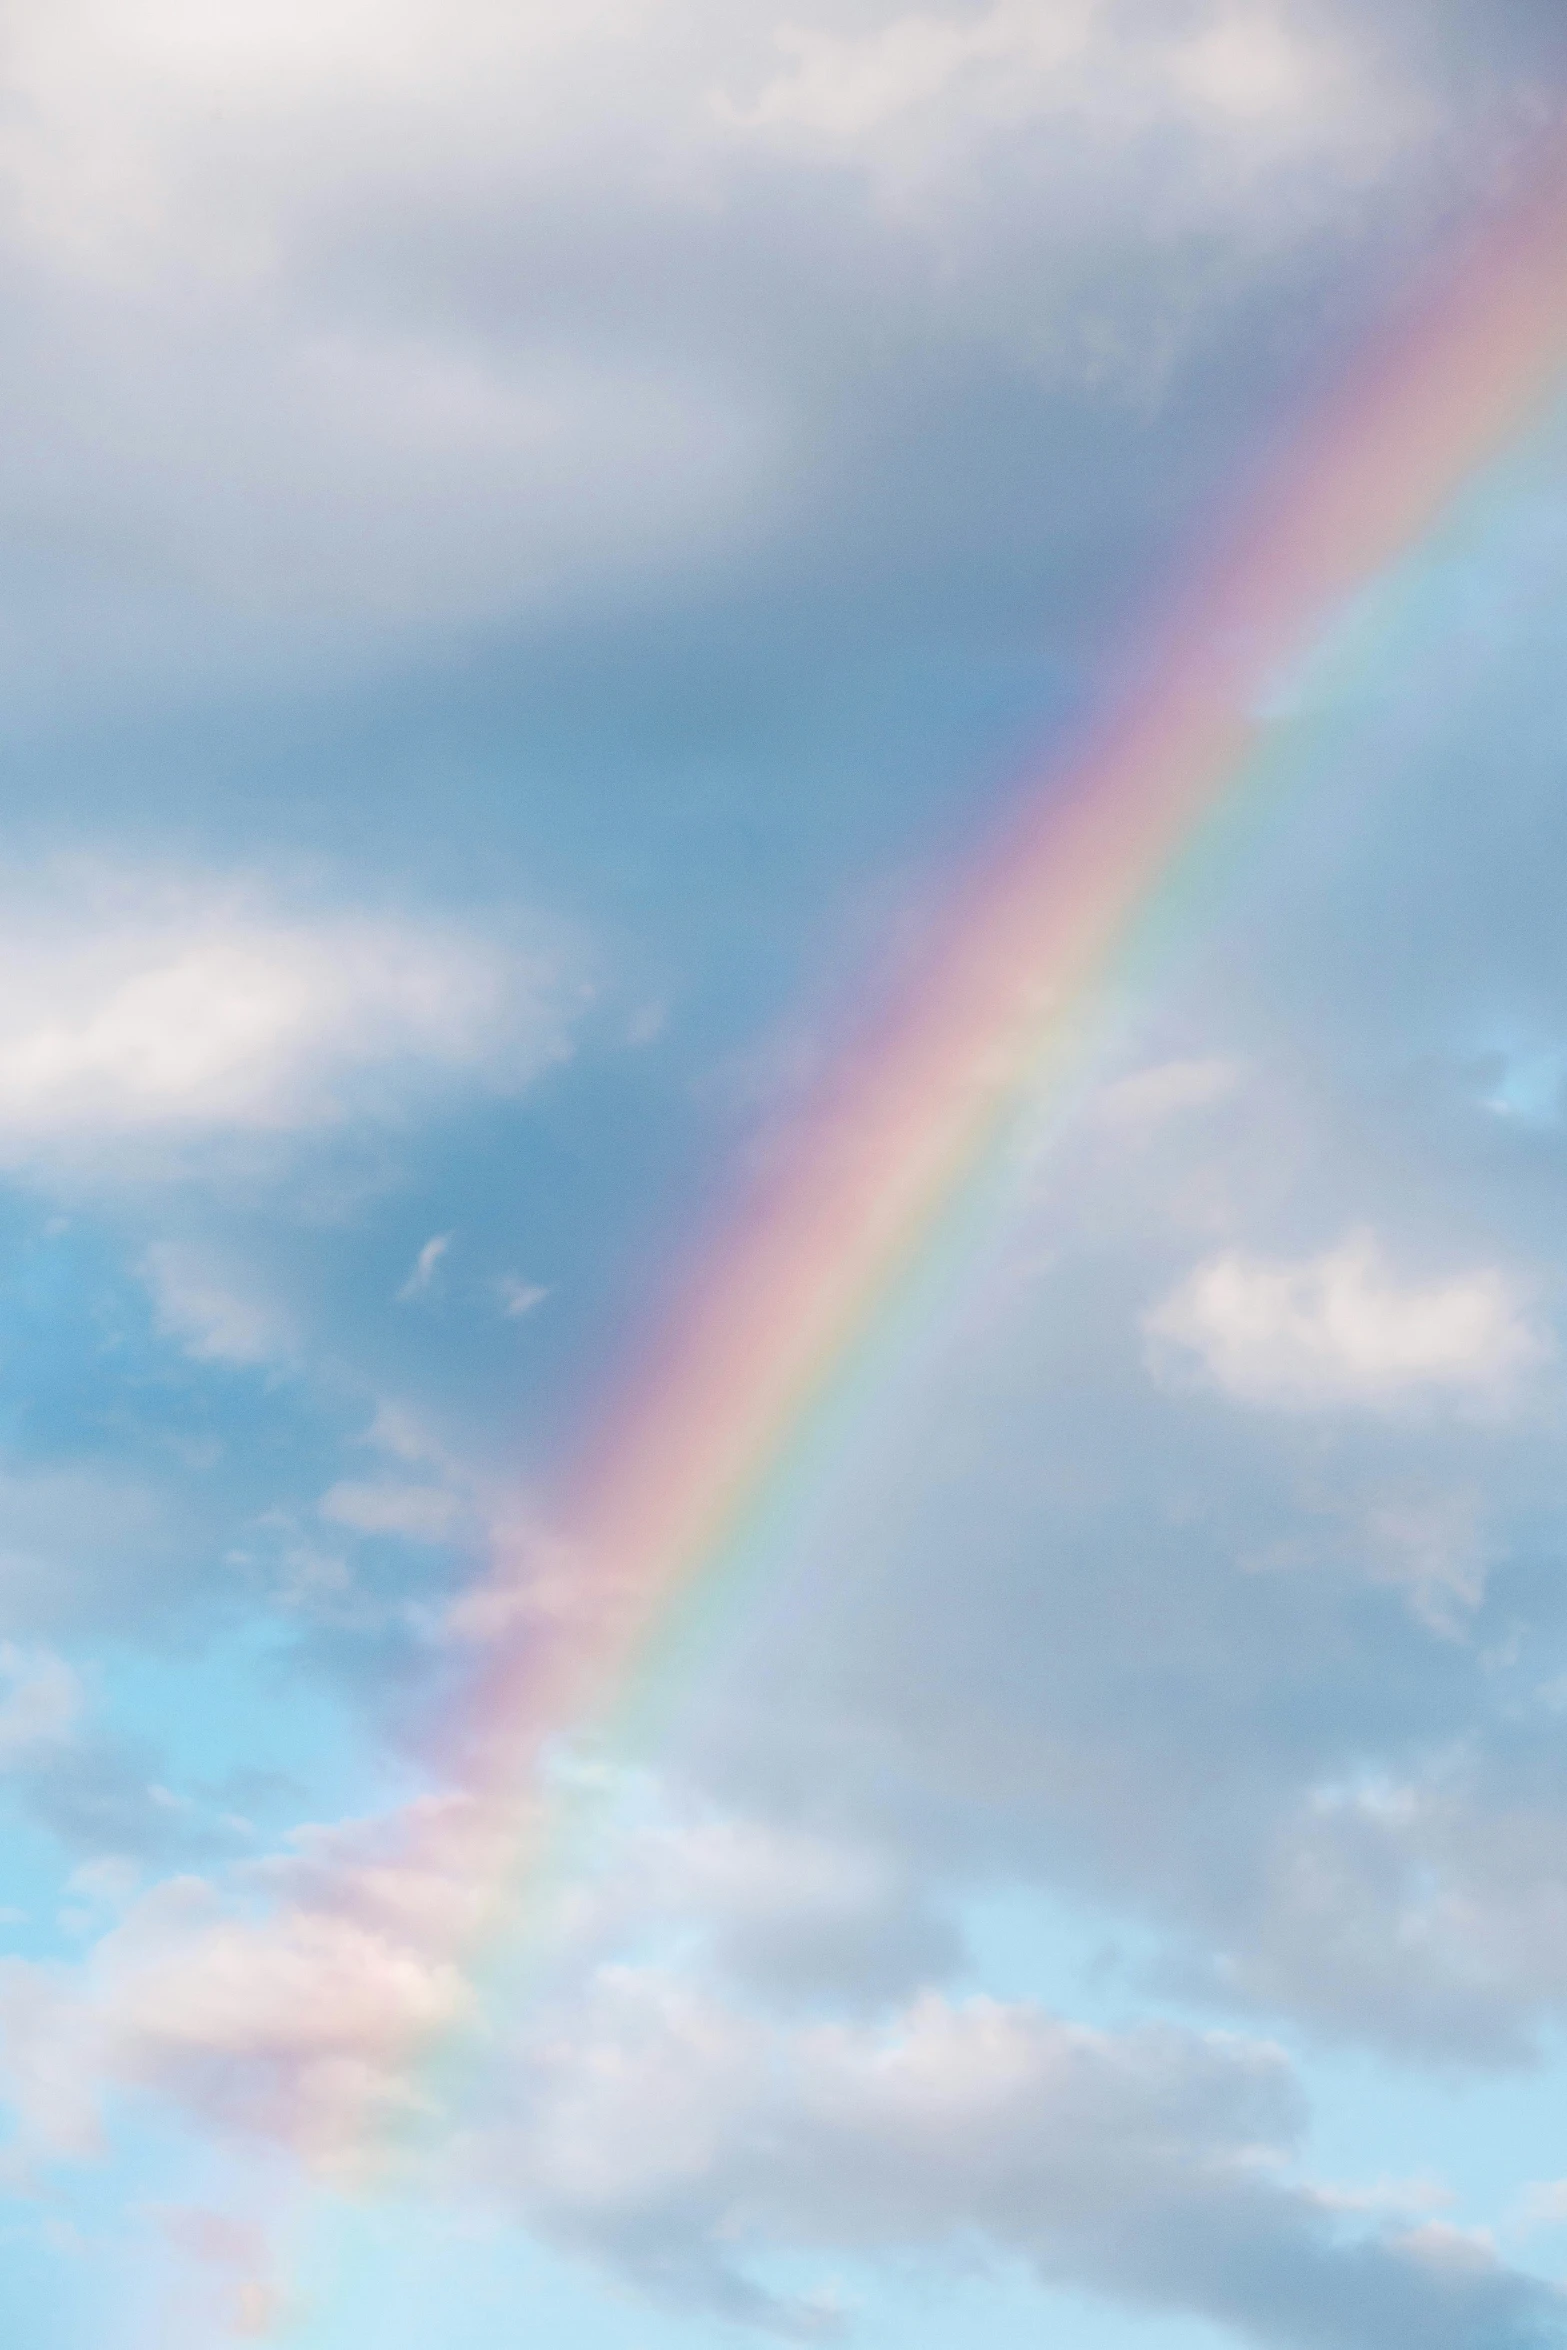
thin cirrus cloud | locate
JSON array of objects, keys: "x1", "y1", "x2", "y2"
[
  {"x1": 319, "y1": 1480, "x2": 463, "y2": 1545},
  {"x1": 140, "y1": 1241, "x2": 298, "y2": 1367},
  {"x1": 397, "y1": 1234, "x2": 453, "y2": 1303},
  {"x1": 1144, "y1": 1228, "x2": 1549, "y2": 1412},
  {"x1": 496, "y1": 1275, "x2": 549, "y2": 1319}
]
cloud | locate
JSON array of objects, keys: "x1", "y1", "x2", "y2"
[
  {"x1": 0, "y1": 0, "x2": 1505, "y2": 709},
  {"x1": 7, "y1": 1830, "x2": 1560, "y2": 2350},
  {"x1": 397, "y1": 1233, "x2": 452, "y2": 1303},
  {"x1": 468, "y1": 1970, "x2": 1564, "y2": 2348},
  {"x1": 0, "y1": 869, "x2": 576, "y2": 1167},
  {"x1": 0, "y1": 1871, "x2": 466, "y2": 2171},
  {"x1": 0, "y1": 1646, "x2": 81, "y2": 1762},
  {"x1": 0, "y1": 13, "x2": 1564, "y2": 2347},
  {"x1": 724, "y1": 0, "x2": 1388, "y2": 156},
  {"x1": 1144, "y1": 1229, "x2": 1548, "y2": 1412},
  {"x1": 141, "y1": 1242, "x2": 296, "y2": 1366},
  {"x1": 0, "y1": 0, "x2": 782, "y2": 698},
  {"x1": 319, "y1": 1481, "x2": 462, "y2": 1544},
  {"x1": 534, "y1": 1799, "x2": 965, "y2": 2013},
  {"x1": 0, "y1": 1792, "x2": 508, "y2": 2171},
  {"x1": 1093, "y1": 1054, "x2": 1243, "y2": 1131},
  {"x1": 1169, "y1": 1759, "x2": 1567, "y2": 2061},
  {"x1": 497, "y1": 1276, "x2": 549, "y2": 1319},
  {"x1": 0, "y1": 1463, "x2": 173, "y2": 1639},
  {"x1": 720, "y1": 3, "x2": 1098, "y2": 141},
  {"x1": 1517, "y1": 2181, "x2": 1567, "y2": 2232},
  {"x1": 639, "y1": 988, "x2": 1567, "y2": 2069},
  {"x1": 1248, "y1": 1484, "x2": 1494, "y2": 1633}
]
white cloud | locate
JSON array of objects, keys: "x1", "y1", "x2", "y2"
[
  {"x1": 65, "y1": 1857, "x2": 139, "y2": 1908},
  {"x1": 722, "y1": 3, "x2": 1099, "y2": 140},
  {"x1": 397, "y1": 1233, "x2": 452, "y2": 1302},
  {"x1": 539, "y1": 1800, "x2": 963, "y2": 2009},
  {"x1": 497, "y1": 1275, "x2": 549, "y2": 1319},
  {"x1": 1145, "y1": 1229, "x2": 1548, "y2": 1412},
  {"x1": 0, "y1": 869, "x2": 576, "y2": 1163},
  {"x1": 648, "y1": 998, "x2": 1567, "y2": 2071},
  {"x1": 0, "y1": 1790, "x2": 512, "y2": 2169},
  {"x1": 1354, "y1": 1488, "x2": 1492, "y2": 1628},
  {"x1": 149, "y1": 2207, "x2": 288, "y2": 2343},
  {"x1": 0, "y1": 1872, "x2": 466, "y2": 2170},
  {"x1": 1172, "y1": 2, "x2": 1347, "y2": 119}
]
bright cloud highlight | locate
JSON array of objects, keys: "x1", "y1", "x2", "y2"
[
  {"x1": 1144, "y1": 1229, "x2": 1548, "y2": 1412},
  {"x1": 0, "y1": 872, "x2": 576, "y2": 1159}
]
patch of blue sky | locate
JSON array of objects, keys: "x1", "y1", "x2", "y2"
[
  {"x1": 0, "y1": 2211, "x2": 121, "y2": 2350},
  {"x1": 0, "y1": 1207, "x2": 336, "y2": 1515},
  {"x1": 0, "y1": 1206, "x2": 155, "y2": 1458},
  {"x1": 279, "y1": 2190, "x2": 1236, "y2": 2350},
  {"x1": 3, "y1": 2102, "x2": 288, "y2": 2350},
  {"x1": 95, "y1": 1627, "x2": 411, "y2": 1840},
  {"x1": 0, "y1": 1799, "x2": 96, "y2": 1961}
]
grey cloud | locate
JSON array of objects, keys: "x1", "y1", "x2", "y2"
[
  {"x1": 8, "y1": 1838, "x2": 1557, "y2": 2350},
  {"x1": 0, "y1": 1, "x2": 1549, "y2": 714},
  {"x1": 553, "y1": 1804, "x2": 968, "y2": 2013},
  {"x1": 2, "y1": 11, "x2": 1566, "y2": 2346},
  {"x1": 655, "y1": 1003, "x2": 1567, "y2": 2065},
  {"x1": 469, "y1": 1971, "x2": 1564, "y2": 2348}
]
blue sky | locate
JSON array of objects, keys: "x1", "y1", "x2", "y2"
[{"x1": 3, "y1": 4, "x2": 1567, "y2": 2346}]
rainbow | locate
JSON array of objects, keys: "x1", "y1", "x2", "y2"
[
  {"x1": 451, "y1": 157, "x2": 1567, "y2": 1835},
  {"x1": 242, "y1": 153, "x2": 1567, "y2": 2340}
]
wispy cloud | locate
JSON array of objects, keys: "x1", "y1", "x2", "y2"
[
  {"x1": 141, "y1": 1243, "x2": 296, "y2": 1367},
  {"x1": 319, "y1": 1481, "x2": 462, "y2": 1544},
  {"x1": 397, "y1": 1233, "x2": 453, "y2": 1302},
  {"x1": 496, "y1": 1275, "x2": 549, "y2": 1320}
]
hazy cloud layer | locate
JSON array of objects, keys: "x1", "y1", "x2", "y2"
[{"x1": 0, "y1": 0, "x2": 1547, "y2": 705}]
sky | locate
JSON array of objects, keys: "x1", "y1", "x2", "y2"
[{"x1": 3, "y1": 3, "x2": 1567, "y2": 2346}]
